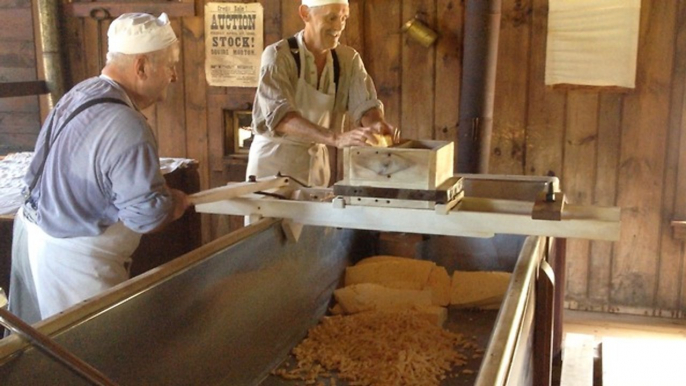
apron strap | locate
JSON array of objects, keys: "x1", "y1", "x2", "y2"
[
  {"x1": 25, "y1": 97, "x2": 130, "y2": 203},
  {"x1": 287, "y1": 35, "x2": 340, "y2": 94}
]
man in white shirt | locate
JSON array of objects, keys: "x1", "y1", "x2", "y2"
[{"x1": 247, "y1": 0, "x2": 397, "y2": 188}]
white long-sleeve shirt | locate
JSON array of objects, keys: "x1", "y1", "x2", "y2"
[{"x1": 251, "y1": 30, "x2": 384, "y2": 136}]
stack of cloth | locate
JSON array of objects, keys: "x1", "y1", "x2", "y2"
[{"x1": 0, "y1": 152, "x2": 32, "y2": 216}]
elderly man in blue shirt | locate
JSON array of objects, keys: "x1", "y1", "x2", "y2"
[{"x1": 9, "y1": 12, "x2": 189, "y2": 322}]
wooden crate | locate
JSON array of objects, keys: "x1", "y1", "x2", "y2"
[{"x1": 341, "y1": 140, "x2": 454, "y2": 190}]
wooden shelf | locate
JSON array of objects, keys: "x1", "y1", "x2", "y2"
[
  {"x1": 0, "y1": 81, "x2": 48, "y2": 98},
  {"x1": 64, "y1": 1, "x2": 196, "y2": 19}
]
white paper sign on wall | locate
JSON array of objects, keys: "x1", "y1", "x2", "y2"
[{"x1": 545, "y1": 0, "x2": 641, "y2": 88}]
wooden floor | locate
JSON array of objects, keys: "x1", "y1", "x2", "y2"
[
  {"x1": 560, "y1": 310, "x2": 686, "y2": 386},
  {"x1": 563, "y1": 309, "x2": 686, "y2": 342}
]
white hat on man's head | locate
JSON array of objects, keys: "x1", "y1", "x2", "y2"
[
  {"x1": 108, "y1": 13, "x2": 177, "y2": 55},
  {"x1": 302, "y1": 0, "x2": 348, "y2": 7}
]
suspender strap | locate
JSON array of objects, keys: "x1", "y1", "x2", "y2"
[
  {"x1": 331, "y1": 49, "x2": 340, "y2": 94},
  {"x1": 287, "y1": 36, "x2": 301, "y2": 76},
  {"x1": 25, "y1": 97, "x2": 130, "y2": 199},
  {"x1": 287, "y1": 35, "x2": 340, "y2": 94}
]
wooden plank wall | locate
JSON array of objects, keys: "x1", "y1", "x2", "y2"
[
  {"x1": 0, "y1": 0, "x2": 40, "y2": 153},
  {"x1": 492, "y1": 0, "x2": 686, "y2": 318},
  {"x1": 2, "y1": 0, "x2": 686, "y2": 317}
]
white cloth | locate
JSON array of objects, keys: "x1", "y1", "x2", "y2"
[
  {"x1": 246, "y1": 52, "x2": 336, "y2": 188},
  {"x1": 108, "y1": 12, "x2": 177, "y2": 54},
  {"x1": 25, "y1": 217, "x2": 141, "y2": 319},
  {"x1": 545, "y1": 0, "x2": 640, "y2": 88},
  {"x1": 247, "y1": 135, "x2": 330, "y2": 187},
  {"x1": 302, "y1": 0, "x2": 348, "y2": 6},
  {"x1": 0, "y1": 152, "x2": 33, "y2": 215}
]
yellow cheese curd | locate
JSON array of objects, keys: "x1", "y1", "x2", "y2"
[{"x1": 272, "y1": 310, "x2": 474, "y2": 386}]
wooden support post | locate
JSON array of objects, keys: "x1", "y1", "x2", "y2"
[
  {"x1": 552, "y1": 238, "x2": 566, "y2": 357},
  {"x1": 534, "y1": 259, "x2": 555, "y2": 386}
]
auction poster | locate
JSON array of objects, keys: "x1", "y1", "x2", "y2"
[{"x1": 205, "y1": 2, "x2": 263, "y2": 87}]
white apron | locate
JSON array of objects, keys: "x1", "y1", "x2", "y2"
[
  {"x1": 24, "y1": 218, "x2": 141, "y2": 319},
  {"x1": 247, "y1": 63, "x2": 335, "y2": 188}
]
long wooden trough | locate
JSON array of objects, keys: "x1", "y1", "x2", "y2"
[{"x1": 0, "y1": 215, "x2": 554, "y2": 385}]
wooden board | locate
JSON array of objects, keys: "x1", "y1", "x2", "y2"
[
  {"x1": 182, "y1": 15, "x2": 211, "y2": 244},
  {"x1": 64, "y1": 2, "x2": 195, "y2": 18},
  {"x1": 433, "y1": 0, "x2": 462, "y2": 143},
  {"x1": 156, "y1": 19, "x2": 188, "y2": 159},
  {"x1": 490, "y1": 0, "x2": 529, "y2": 175},
  {"x1": 588, "y1": 94, "x2": 622, "y2": 304},
  {"x1": 612, "y1": 1, "x2": 677, "y2": 307},
  {"x1": 401, "y1": 0, "x2": 435, "y2": 140},
  {"x1": 196, "y1": 195, "x2": 621, "y2": 241},
  {"x1": 0, "y1": 8, "x2": 32, "y2": 40},
  {"x1": 675, "y1": 2, "x2": 686, "y2": 314},
  {"x1": 333, "y1": 175, "x2": 463, "y2": 203},
  {"x1": 657, "y1": 0, "x2": 686, "y2": 313},
  {"x1": 525, "y1": 0, "x2": 565, "y2": 178},
  {"x1": 563, "y1": 91, "x2": 598, "y2": 301},
  {"x1": 364, "y1": 0, "x2": 401, "y2": 129},
  {"x1": 280, "y1": 0, "x2": 301, "y2": 38}
]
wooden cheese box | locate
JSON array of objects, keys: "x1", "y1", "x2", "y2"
[{"x1": 341, "y1": 140, "x2": 454, "y2": 190}]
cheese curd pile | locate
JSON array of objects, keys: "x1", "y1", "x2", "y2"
[{"x1": 272, "y1": 310, "x2": 475, "y2": 386}]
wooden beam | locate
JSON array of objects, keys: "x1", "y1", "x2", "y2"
[
  {"x1": 195, "y1": 195, "x2": 621, "y2": 241},
  {"x1": 0, "y1": 81, "x2": 48, "y2": 98},
  {"x1": 64, "y1": 2, "x2": 196, "y2": 19},
  {"x1": 188, "y1": 176, "x2": 290, "y2": 206}
]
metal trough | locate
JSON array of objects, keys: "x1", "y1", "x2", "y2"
[{"x1": 0, "y1": 175, "x2": 558, "y2": 385}]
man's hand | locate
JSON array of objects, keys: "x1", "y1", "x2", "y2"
[
  {"x1": 147, "y1": 188, "x2": 190, "y2": 234},
  {"x1": 332, "y1": 127, "x2": 377, "y2": 148},
  {"x1": 169, "y1": 188, "x2": 190, "y2": 222},
  {"x1": 359, "y1": 108, "x2": 400, "y2": 145}
]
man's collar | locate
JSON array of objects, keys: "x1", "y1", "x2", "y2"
[{"x1": 98, "y1": 74, "x2": 139, "y2": 111}]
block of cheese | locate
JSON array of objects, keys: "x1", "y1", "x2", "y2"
[
  {"x1": 415, "y1": 305, "x2": 449, "y2": 327},
  {"x1": 372, "y1": 280, "x2": 424, "y2": 291},
  {"x1": 333, "y1": 283, "x2": 433, "y2": 314},
  {"x1": 427, "y1": 266, "x2": 451, "y2": 306},
  {"x1": 450, "y1": 270, "x2": 512, "y2": 309},
  {"x1": 345, "y1": 257, "x2": 436, "y2": 289},
  {"x1": 366, "y1": 133, "x2": 394, "y2": 147}
]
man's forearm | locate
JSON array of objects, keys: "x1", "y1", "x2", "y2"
[{"x1": 274, "y1": 112, "x2": 337, "y2": 146}]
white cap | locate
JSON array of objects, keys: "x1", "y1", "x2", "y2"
[
  {"x1": 107, "y1": 13, "x2": 177, "y2": 55},
  {"x1": 302, "y1": 0, "x2": 348, "y2": 7}
]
